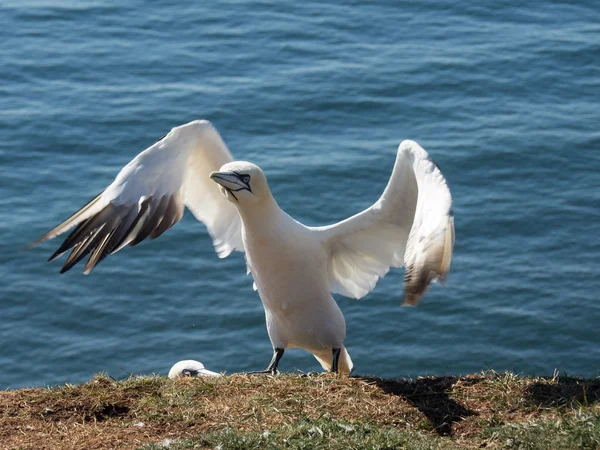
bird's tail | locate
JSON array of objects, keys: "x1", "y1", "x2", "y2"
[{"x1": 313, "y1": 346, "x2": 353, "y2": 375}]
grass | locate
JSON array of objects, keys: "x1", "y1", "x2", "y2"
[
  {"x1": 1, "y1": 371, "x2": 599, "y2": 449},
  {"x1": 140, "y1": 415, "x2": 459, "y2": 450},
  {"x1": 484, "y1": 411, "x2": 600, "y2": 450}
]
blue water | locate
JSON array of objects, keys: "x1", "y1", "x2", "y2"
[{"x1": 1, "y1": 1, "x2": 599, "y2": 389}]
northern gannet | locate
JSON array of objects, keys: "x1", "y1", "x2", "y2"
[
  {"x1": 168, "y1": 360, "x2": 221, "y2": 378},
  {"x1": 32, "y1": 120, "x2": 455, "y2": 375}
]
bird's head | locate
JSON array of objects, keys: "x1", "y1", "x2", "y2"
[{"x1": 210, "y1": 161, "x2": 271, "y2": 206}]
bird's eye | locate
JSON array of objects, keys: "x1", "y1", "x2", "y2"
[{"x1": 242, "y1": 175, "x2": 251, "y2": 184}]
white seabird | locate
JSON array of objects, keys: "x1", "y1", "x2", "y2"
[
  {"x1": 168, "y1": 360, "x2": 221, "y2": 378},
  {"x1": 32, "y1": 120, "x2": 454, "y2": 375}
]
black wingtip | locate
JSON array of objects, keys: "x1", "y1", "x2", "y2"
[{"x1": 48, "y1": 248, "x2": 65, "y2": 262}]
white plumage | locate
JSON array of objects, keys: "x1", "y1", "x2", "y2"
[
  {"x1": 168, "y1": 360, "x2": 221, "y2": 379},
  {"x1": 33, "y1": 120, "x2": 454, "y2": 375}
]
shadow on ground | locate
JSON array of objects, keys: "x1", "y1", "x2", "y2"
[
  {"x1": 526, "y1": 376, "x2": 600, "y2": 408},
  {"x1": 354, "y1": 373, "x2": 600, "y2": 436},
  {"x1": 356, "y1": 375, "x2": 479, "y2": 436}
]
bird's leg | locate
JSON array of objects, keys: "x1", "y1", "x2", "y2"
[
  {"x1": 246, "y1": 348, "x2": 285, "y2": 375},
  {"x1": 331, "y1": 347, "x2": 341, "y2": 374},
  {"x1": 265, "y1": 347, "x2": 285, "y2": 374}
]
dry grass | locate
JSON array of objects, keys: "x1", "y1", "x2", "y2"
[{"x1": 1, "y1": 371, "x2": 599, "y2": 449}]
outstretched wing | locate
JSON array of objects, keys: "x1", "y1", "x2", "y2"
[
  {"x1": 318, "y1": 140, "x2": 454, "y2": 305},
  {"x1": 31, "y1": 120, "x2": 243, "y2": 274}
]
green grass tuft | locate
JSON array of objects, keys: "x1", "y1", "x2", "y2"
[
  {"x1": 484, "y1": 410, "x2": 600, "y2": 450},
  {"x1": 139, "y1": 414, "x2": 460, "y2": 450}
]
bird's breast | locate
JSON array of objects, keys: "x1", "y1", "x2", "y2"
[{"x1": 243, "y1": 226, "x2": 329, "y2": 315}]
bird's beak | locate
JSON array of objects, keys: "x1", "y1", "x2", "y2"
[
  {"x1": 182, "y1": 368, "x2": 222, "y2": 377},
  {"x1": 210, "y1": 171, "x2": 251, "y2": 192}
]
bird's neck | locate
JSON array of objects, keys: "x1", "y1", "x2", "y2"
[{"x1": 237, "y1": 196, "x2": 283, "y2": 229}]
